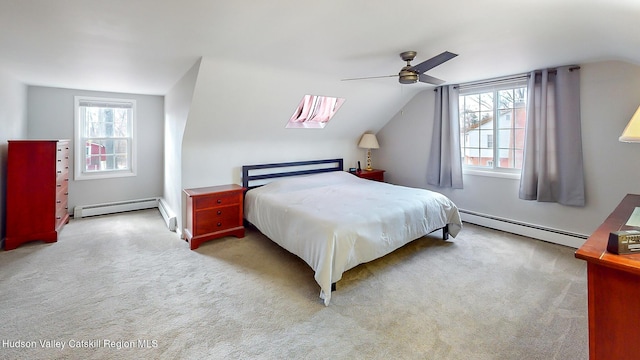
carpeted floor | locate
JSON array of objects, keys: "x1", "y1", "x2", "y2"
[{"x1": 0, "y1": 209, "x2": 588, "y2": 359}]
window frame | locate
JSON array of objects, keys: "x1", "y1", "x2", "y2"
[
  {"x1": 74, "y1": 96, "x2": 137, "y2": 181},
  {"x1": 459, "y1": 81, "x2": 527, "y2": 179}
]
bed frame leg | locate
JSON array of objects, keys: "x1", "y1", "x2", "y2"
[
  {"x1": 442, "y1": 225, "x2": 449, "y2": 240},
  {"x1": 331, "y1": 283, "x2": 336, "y2": 292}
]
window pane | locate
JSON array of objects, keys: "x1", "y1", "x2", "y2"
[
  {"x1": 464, "y1": 94, "x2": 480, "y2": 112},
  {"x1": 514, "y1": 87, "x2": 527, "y2": 105},
  {"x1": 480, "y1": 92, "x2": 493, "y2": 111},
  {"x1": 497, "y1": 109, "x2": 512, "y2": 129},
  {"x1": 498, "y1": 89, "x2": 514, "y2": 109},
  {"x1": 480, "y1": 112, "x2": 493, "y2": 129}
]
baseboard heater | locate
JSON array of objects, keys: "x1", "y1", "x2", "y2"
[
  {"x1": 74, "y1": 198, "x2": 160, "y2": 219},
  {"x1": 158, "y1": 198, "x2": 177, "y2": 231},
  {"x1": 459, "y1": 209, "x2": 588, "y2": 249}
]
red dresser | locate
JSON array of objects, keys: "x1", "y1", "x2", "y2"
[{"x1": 5, "y1": 140, "x2": 70, "y2": 250}]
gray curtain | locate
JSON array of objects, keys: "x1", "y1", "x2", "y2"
[
  {"x1": 427, "y1": 85, "x2": 463, "y2": 189},
  {"x1": 519, "y1": 66, "x2": 585, "y2": 206}
]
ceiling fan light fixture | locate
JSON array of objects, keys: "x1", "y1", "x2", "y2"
[{"x1": 398, "y1": 69, "x2": 418, "y2": 84}]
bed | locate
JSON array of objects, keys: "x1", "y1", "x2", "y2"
[{"x1": 242, "y1": 159, "x2": 462, "y2": 305}]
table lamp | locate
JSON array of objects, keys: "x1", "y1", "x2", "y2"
[
  {"x1": 358, "y1": 133, "x2": 380, "y2": 171},
  {"x1": 620, "y1": 105, "x2": 640, "y2": 143}
]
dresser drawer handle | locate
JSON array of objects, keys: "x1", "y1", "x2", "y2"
[
  {"x1": 217, "y1": 210, "x2": 222, "y2": 215},
  {"x1": 217, "y1": 199, "x2": 222, "y2": 204},
  {"x1": 56, "y1": 200, "x2": 61, "y2": 204},
  {"x1": 217, "y1": 222, "x2": 222, "y2": 227}
]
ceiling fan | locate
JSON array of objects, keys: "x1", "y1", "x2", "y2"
[{"x1": 342, "y1": 51, "x2": 458, "y2": 85}]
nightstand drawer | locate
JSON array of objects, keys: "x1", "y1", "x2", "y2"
[
  {"x1": 194, "y1": 192, "x2": 241, "y2": 209},
  {"x1": 354, "y1": 169, "x2": 385, "y2": 182},
  {"x1": 195, "y1": 205, "x2": 241, "y2": 233}
]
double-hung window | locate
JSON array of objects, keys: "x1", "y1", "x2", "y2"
[
  {"x1": 74, "y1": 96, "x2": 136, "y2": 180},
  {"x1": 459, "y1": 81, "x2": 527, "y2": 178}
]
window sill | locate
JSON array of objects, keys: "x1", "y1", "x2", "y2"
[
  {"x1": 463, "y1": 168, "x2": 520, "y2": 180},
  {"x1": 74, "y1": 170, "x2": 136, "y2": 181}
]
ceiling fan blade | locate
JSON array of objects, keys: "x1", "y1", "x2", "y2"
[
  {"x1": 419, "y1": 73, "x2": 446, "y2": 85},
  {"x1": 341, "y1": 74, "x2": 398, "y2": 81},
  {"x1": 409, "y1": 51, "x2": 458, "y2": 74}
]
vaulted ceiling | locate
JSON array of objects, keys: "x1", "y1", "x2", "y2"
[{"x1": 1, "y1": 0, "x2": 638, "y2": 96}]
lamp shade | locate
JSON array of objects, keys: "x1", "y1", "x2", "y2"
[
  {"x1": 620, "y1": 105, "x2": 640, "y2": 143},
  {"x1": 358, "y1": 133, "x2": 380, "y2": 149}
]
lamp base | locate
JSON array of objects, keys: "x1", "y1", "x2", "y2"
[{"x1": 366, "y1": 149, "x2": 373, "y2": 171}]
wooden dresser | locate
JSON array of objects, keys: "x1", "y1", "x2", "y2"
[
  {"x1": 575, "y1": 194, "x2": 640, "y2": 360},
  {"x1": 5, "y1": 140, "x2": 70, "y2": 250},
  {"x1": 183, "y1": 184, "x2": 245, "y2": 250}
]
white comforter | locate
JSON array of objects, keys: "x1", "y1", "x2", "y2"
[{"x1": 244, "y1": 171, "x2": 462, "y2": 305}]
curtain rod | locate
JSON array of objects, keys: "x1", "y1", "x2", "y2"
[{"x1": 434, "y1": 66, "x2": 581, "y2": 91}]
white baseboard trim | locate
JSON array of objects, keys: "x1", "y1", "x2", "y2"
[{"x1": 460, "y1": 209, "x2": 588, "y2": 249}]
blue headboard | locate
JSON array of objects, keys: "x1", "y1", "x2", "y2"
[{"x1": 242, "y1": 158, "x2": 344, "y2": 190}]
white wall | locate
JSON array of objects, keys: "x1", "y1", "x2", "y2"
[
  {"x1": 179, "y1": 56, "x2": 398, "y2": 231},
  {"x1": 164, "y1": 59, "x2": 201, "y2": 234},
  {"x1": 0, "y1": 70, "x2": 27, "y2": 239},
  {"x1": 27, "y1": 86, "x2": 165, "y2": 212},
  {"x1": 377, "y1": 60, "x2": 640, "y2": 244}
]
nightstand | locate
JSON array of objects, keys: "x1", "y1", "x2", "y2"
[
  {"x1": 354, "y1": 169, "x2": 385, "y2": 182},
  {"x1": 183, "y1": 184, "x2": 245, "y2": 250}
]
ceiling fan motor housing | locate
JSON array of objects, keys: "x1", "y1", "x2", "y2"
[{"x1": 399, "y1": 67, "x2": 418, "y2": 84}]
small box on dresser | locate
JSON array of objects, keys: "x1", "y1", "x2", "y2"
[
  {"x1": 183, "y1": 184, "x2": 245, "y2": 250},
  {"x1": 5, "y1": 140, "x2": 70, "y2": 250}
]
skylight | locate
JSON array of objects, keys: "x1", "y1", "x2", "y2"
[{"x1": 286, "y1": 95, "x2": 345, "y2": 129}]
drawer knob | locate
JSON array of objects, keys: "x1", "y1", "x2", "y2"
[
  {"x1": 217, "y1": 222, "x2": 222, "y2": 227},
  {"x1": 217, "y1": 210, "x2": 222, "y2": 215},
  {"x1": 217, "y1": 199, "x2": 222, "y2": 204}
]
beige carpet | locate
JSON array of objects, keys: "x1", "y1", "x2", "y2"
[{"x1": 0, "y1": 209, "x2": 588, "y2": 359}]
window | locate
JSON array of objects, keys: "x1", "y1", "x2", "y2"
[
  {"x1": 459, "y1": 82, "x2": 527, "y2": 175},
  {"x1": 74, "y1": 96, "x2": 136, "y2": 180},
  {"x1": 285, "y1": 95, "x2": 345, "y2": 129}
]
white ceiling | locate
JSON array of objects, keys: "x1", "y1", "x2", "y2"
[{"x1": 0, "y1": 0, "x2": 639, "y2": 96}]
